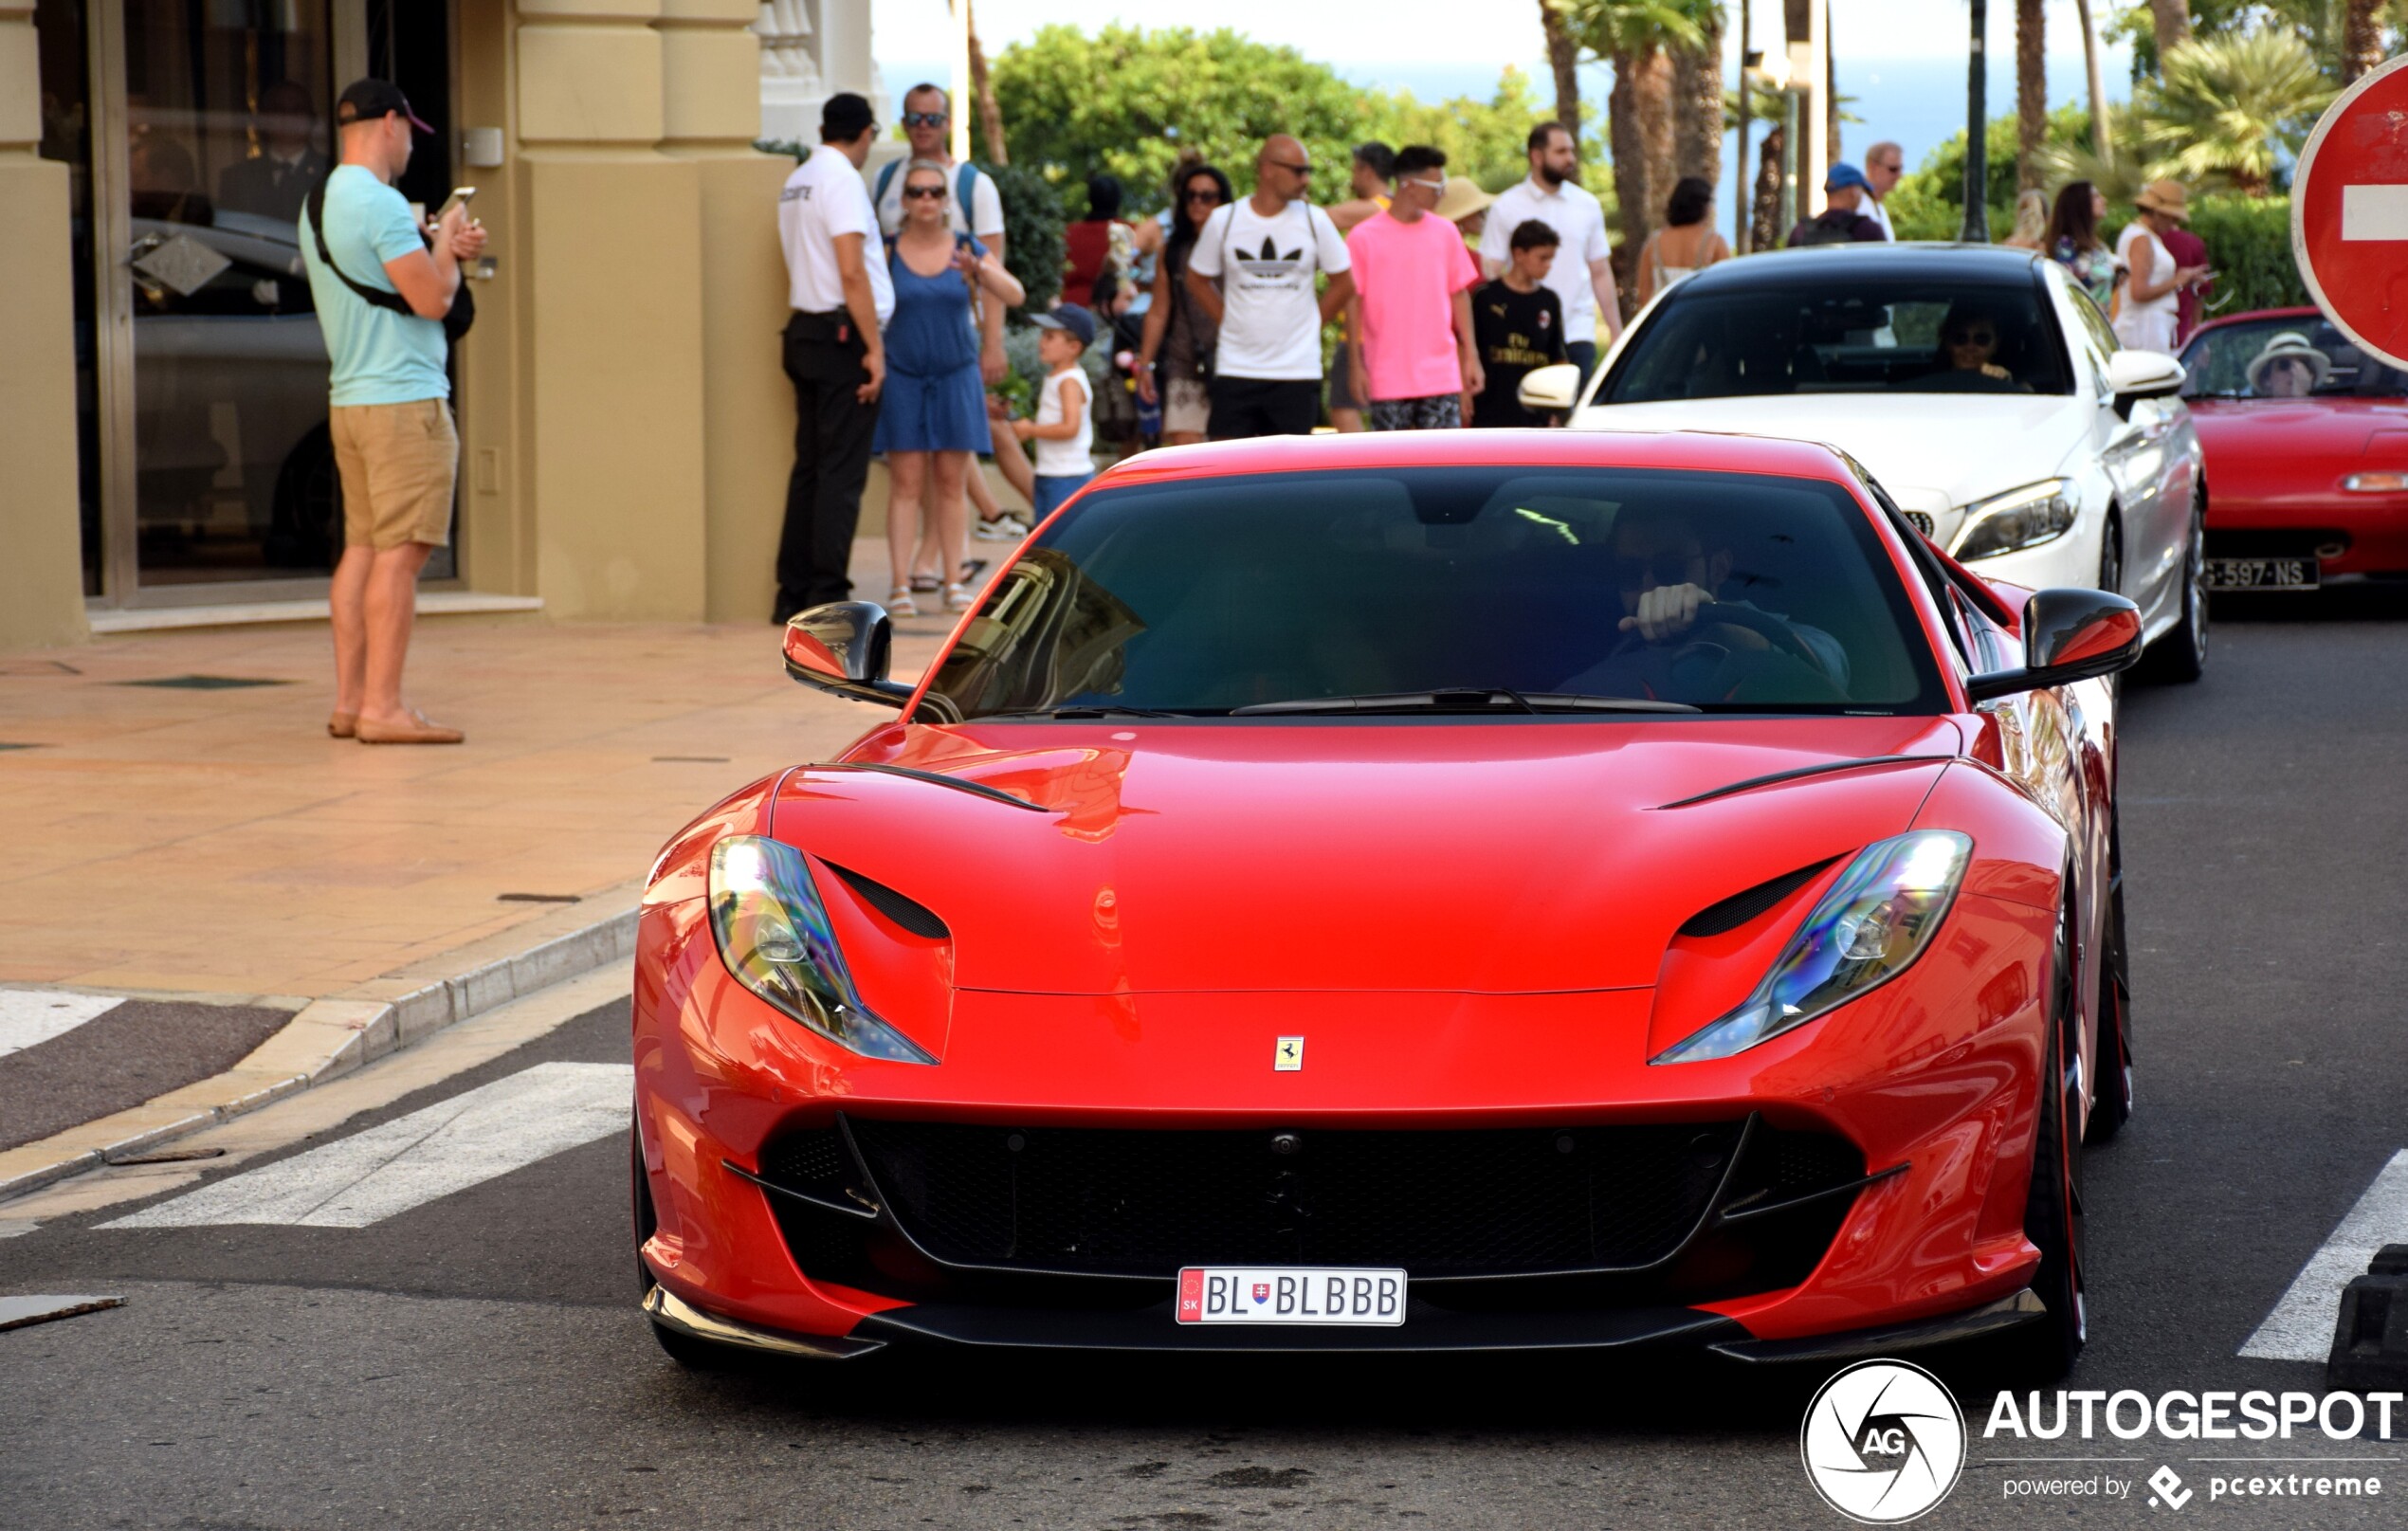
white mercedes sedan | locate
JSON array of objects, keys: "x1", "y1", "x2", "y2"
[{"x1": 1532, "y1": 244, "x2": 2209, "y2": 680}]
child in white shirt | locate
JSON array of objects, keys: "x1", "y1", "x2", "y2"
[{"x1": 1012, "y1": 303, "x2": 1098, "y2": 518}]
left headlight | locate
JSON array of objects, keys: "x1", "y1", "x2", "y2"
[
  {"x1": 1950, "y1": 479, "x2": 2077, "y2": 561},
  {"x1": 1651, "y1": 831, "x2": 1973, "y2": 1065},
  {"x1": 707, "y1": 835, "x2": 936, "y2": 1064}
]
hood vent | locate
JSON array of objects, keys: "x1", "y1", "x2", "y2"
[
  {"x1": 824, "y1": 861, "x2": 950, "y2": 940},
  {"x1": 1678, "y1": 856, "x2": 1841, "y2": 939}
]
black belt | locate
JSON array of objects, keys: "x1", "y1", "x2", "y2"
[{"x1": 788, "y1": 309, "x2": 860, "y2": 345}]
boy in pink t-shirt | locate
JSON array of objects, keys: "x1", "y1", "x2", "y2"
[{"x1": 1344, "y1": 145, "x2": 1484, "y2": 430}]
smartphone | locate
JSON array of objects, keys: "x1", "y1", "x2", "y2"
[{"x1": 434, "y1": 186, "x2": 478, "y2": 224}]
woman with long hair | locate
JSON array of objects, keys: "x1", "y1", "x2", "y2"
[
  {"x1": 1633, "y1": 176, "x2": 1728, "y2": 306},
  {"x1": 2045, "y1": 181, "x2": 2116, "y2": 307},
  {"x1": 1134, "y1": 160, "x2": 1232, "y2": 448},
  {"x1": 872, "y1": 159, "x2": 1024, "y2": 615}
]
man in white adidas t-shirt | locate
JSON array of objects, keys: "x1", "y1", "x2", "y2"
[{"x1": 1185, "y1": 136, "x2": 1357, "y2": 439}]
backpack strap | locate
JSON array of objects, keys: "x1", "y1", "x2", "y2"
[
  {"x1": 303, "y1": 181, "x2": 416, "y2": 319},
  {"x1": 957, "y1": 163, "x2": 979, "y2": 224},
  {"x1": 873, "y1": 159, "x2": 900, "y2": 213}
]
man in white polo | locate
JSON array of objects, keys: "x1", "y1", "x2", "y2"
[{"x1": 1481, "y1": 121, "x2": 1620, "y2": 380}]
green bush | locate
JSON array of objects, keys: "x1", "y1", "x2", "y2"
[
  {"x1": 2186, "y1": 194, "x2": 2308, "y2": 316},
  {"x1": 977, "y1": 158, "x2": 1066, "y2": 316}
]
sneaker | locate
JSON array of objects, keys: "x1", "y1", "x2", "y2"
[{"x1": 975, "y1": 514, "x2": 1031, "y2": 542}]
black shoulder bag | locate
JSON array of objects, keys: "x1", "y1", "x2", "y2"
[{"x1": 304, "y1": 183, "x2": 476, "y2": 343}]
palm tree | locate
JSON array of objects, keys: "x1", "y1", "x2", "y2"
[
  {"x1": 2148, "y1": 0, "x2": 2192, "y2": 56},
  {"x1": 966, "y1": 0, "x2": 1007, "y2": 164},
  {"x1": 2072, "y1": 0, "x2": 2110, "y2": 158},
  {"x1": 2141, "y1": 30, "x2": 2337, "y2": 195},
  {"x1": 1562, "y1": 0, "x2": 1705, "y2": 289},
  {"x1": 1962, "y1": 0, "x2": 1990, "y2": 242},
  {"x1": 2033, "y1": 102, "x2": 2147, "y2": 207},
  {"x1": 2344, "y1": 0, "x2": 2384, "y2": 82},
  {"x1": 1541, "y1": 0, "x2": 1583, "y2": 133},
  {"x1": 1670, "y1": 4, "x2": 1725, "y2": 186},
  {"x1": 2016, "y1": 0, "x2": 2046, "y2": 191}
]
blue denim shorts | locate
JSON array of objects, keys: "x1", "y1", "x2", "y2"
[{"x1": 1031, "y1": 472, "x2": 1094, "y2": 519}]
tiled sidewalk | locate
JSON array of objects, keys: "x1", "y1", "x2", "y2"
[{"x1": 0, "y1": 543, "x2": 972, "y2": 1000}]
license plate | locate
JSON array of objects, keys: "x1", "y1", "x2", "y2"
[
  {"x1": 1176, "y1": 1267, "x2": 1407, "y2": 1326},
  {"x1": 2206, "y1": 556, "x2": 2318, "y2": 590}
]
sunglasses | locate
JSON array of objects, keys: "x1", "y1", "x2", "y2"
[
  {"x1": 902, "y1": 111, "x2": 948, "y2": 128},
  {"x1": 1266, "y1": 159, "x2": 1311, "y2": 176},
  {"x1": 1404, "y1": 175, "x2": 1447, "y2": 192},
  {"x1": 1616, "y1": 551, "x2": 1703, "y2": 589},
  {"x1": 902, "y1": 184, "x2": 947, "y2": 200},
  {"x1": 1184, "y1": 187, "x2": 1225, "y2": 204}
]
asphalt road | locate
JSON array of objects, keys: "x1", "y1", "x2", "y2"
[{"x1": 6, "y1": 590, "x2": 2408, "y2": 1530}]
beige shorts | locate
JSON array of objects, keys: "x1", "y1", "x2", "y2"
[
  {"x1": 1163, "y1": 376, "x2": 1212, "y2": 436},
  {"x1": 332, "y1": 398, "x2": 458, "y2": 550}
]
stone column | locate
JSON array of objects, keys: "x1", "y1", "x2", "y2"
[{"x1": 0, "y1": 0, "x2": 90, "y2": 647}]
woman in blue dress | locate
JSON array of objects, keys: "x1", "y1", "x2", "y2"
[{"x1": 873, "y1": 158, "x2": 1024, "y2": 614}]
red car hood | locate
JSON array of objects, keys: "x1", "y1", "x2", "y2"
[
  {"x1": 768, "y1": 717, "x2": 1963, "y2": 996},
  {"x1": 2190, "y1": 396, "x2": 2408, "y2": 504}
]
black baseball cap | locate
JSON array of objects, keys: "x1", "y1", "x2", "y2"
[
  {"x1": 1031, "y1": 303, "x2": 1098, "y2": 349},
  {"x1": 335, "y1": 79, "x2": 431, "y2": 134},
  {"x1": 820, "y1": 92, "x2": 876, "y2": 142}
]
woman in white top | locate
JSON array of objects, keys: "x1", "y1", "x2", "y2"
[
  {"x1": 2113, "y1": 180, "x2": 2208, "y2": 355},
  {"x1": 1634, "y1": 177, "x2": 1729, "y2": 307}
]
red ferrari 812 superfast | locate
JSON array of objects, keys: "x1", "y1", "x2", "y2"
[{"x1": 631, "y1": 430, "x2": 2141, "y2": 1377}]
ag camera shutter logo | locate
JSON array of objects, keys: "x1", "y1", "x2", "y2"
[{"x1": 1801, "y1": 1358, "x2": 1967, "y2": 1522}]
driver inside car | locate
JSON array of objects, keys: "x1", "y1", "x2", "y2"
[{"x1": 1558, "y1": 503, "x2": 1850, "y2": 704}]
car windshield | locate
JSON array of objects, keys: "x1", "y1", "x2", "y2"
[
  {"x1": 1602, "y1": 276, "x2": 2072, "y2": 402},
  {"x1": 2178, "y1": 317, "x2": 2408, "y2": 400},
  {"x1": 919, "y1": 467, "x2": 1946, "y2": 720}
]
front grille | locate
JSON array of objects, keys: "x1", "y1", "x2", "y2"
[{"x1": 842, "y1": 1119, "x2": 1788, "y2": 1279}]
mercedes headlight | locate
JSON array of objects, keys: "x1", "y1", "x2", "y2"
[
  {"x1": 1949, "y1": 479, "x2": 2077, "y2": 561},
  {"x1": 707, "y1": 835, "x2": 935, "y2": 1063},
  {"x1": 1651, "y1": 831, "x2": 1972, "y2": 1065}
]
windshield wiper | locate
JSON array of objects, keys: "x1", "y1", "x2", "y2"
[{"x1": 1230, "y1": 689, "x2": 1701, "y2": 716}]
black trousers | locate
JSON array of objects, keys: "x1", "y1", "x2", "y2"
[
  {"x1": 1206, "y1": 375, "x2": 1323, "y2": 440},
  {"x1": 775, "y1": 313, "x2": 880, "y2": 622}
]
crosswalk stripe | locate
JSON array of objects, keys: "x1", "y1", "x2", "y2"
[
  {"x1": 0, "y1": 991, "x2": 124, "y2": 1057},
  {"x1": 100, "y1": 1061, "x2": 631, "y2": 1230},
  {"x1": 2239, "y1": 1149, "x2": 2408, "y2": 1362}
]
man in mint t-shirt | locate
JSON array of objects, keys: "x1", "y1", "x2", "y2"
[{"x1": 297, "y1": 79, "x2": 484, "y2": 745}]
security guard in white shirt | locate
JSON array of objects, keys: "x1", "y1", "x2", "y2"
[{"x1": 775, "y1": 92, "x2": 894, "y2": 623}]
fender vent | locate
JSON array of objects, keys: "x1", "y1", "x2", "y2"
[
  {"x1": 1678, "y1": 857, "x2": 1840, "y2": 939},
  {"x1": 823, "y1": 862, "x2": 949, "y2": 940}
]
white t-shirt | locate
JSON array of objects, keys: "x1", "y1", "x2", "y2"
[
  {"x1": 2113, "y1": 223, "x2": 2180, "y2": 353},
  {"x1": 1033, "y1": 366, "x2": 1094, "y2": 476},
  {"x1": 1186, "y1": 197, "x2": 1352, "y2": 380},
  {"x1": 871, "y1": 157, "x2": 1006, "y2": 244},
  {"x1": 1865, "y1": 196, "x2": 1897, "y2": 241},
  {"x1": 778, "y1": 144, "x2": 895, "y2": 324},
  {"x1": 1480, "y1": 176, "x2": 1614, "y2": 344}
]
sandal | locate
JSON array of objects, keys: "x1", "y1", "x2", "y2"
[
  {"x1": 885, "y1": 586, "x2": 920, "y2": 617},
  {"x1": 943, "y1": 582, "x2": 976, "y2": 612}
]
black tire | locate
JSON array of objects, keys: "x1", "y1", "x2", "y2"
[
  {"x1": 2020, "y1": 899, "x2": 2089, "y2": 1380},
  {"x1": 2143, "y1": 499, "x2": 2209, "y2": 683},
  {"x1": 2086, "y1": 823, "x2": 2135, "y2": 1144}
]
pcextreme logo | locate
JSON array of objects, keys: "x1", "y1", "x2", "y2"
[{"x1": 1801, "y1": 1359, "x2": 1969, "y2": 1523}]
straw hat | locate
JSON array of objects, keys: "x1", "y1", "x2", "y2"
[
  {"x1": 2246, "y1": 331, "x2": 2332, "y2": 393},
  {"x1": 1434, "y1": 176, "x2": 1496, "y2": 226},
  {"x1": 2135, "y1": 179, "x2": 2191, "y2": 222}
]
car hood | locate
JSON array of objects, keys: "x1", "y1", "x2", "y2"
[
  {"x1": 2188, "y1": 396, "x2": 2408, "y2": 502},
  {"x1": 768, "y1": 717, "x2": 1963, "y2": 996},
  {"x1": 1574, "y1": 394, "x2": 2090, "y2": 538}
]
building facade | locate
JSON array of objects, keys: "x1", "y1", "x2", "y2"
[{"x1": 2, "y1": 0, "x2": 885, "y2": 649}]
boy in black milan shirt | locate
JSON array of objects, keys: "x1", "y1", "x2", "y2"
[{"x1": 1469, "y1": 219, "x2": 1569, "y2": 428}]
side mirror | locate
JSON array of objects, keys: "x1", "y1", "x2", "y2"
[
  {"x1": 1965, "y1": 588, "x2": 2144, "y2": 702},
  {"x1": 2107, "y1": 351, "x2": 2184, "y2": 419},
  {"x1": 782, "y1": 602, "x2": 915, "y2": 707},
  {"x1": 1518, "y1": 362, "x2": 1581, "y2": 413}
]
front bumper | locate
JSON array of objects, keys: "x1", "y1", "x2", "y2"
[{"x1": 633, "y1": 890, "x2": 2056, "y2": 1357}]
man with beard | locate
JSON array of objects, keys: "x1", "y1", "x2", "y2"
[{"x1": 1480, "y1": 122, "x2": 1619, "y2": 381}]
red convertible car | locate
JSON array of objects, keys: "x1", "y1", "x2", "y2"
[
  {"x1": 2179, "y1": 306, "x2": 2408, "y2": 590},
  {"x1": 630, "y1": 430, "x2": 2142, "y2": 1378}
]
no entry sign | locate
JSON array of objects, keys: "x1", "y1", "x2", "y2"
[{"x1": 2295, "y1": 54, "x2": 2408, "y2": 371}]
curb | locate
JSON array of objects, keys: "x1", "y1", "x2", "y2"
[{"x1": 0, "y1": 905, "x2": 640, "y2": 1205}]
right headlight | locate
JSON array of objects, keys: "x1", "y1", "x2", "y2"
[
  {"x1": 1949, "y1": 479, "x2": 2078, "y2": 561},
  {"x1": 707, "y1": 835, "x2": 935, "y2": 1064},
  {"x1": 1651, "y1": 831, "x2": 1972, "y2": 1065}
]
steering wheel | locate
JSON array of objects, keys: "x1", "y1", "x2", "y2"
[{"x1": 1687, "y1": 600, "x2": 1831, "y2": 672}]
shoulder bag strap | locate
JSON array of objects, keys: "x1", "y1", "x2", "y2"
[
  {"x1": 304, "y1": 182, "x2": 416, "y2": 319},
  {"x1": 873, "y1": 159, "x2": 900, "y2": 211}
]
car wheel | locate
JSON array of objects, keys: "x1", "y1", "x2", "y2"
[
  {"x1": 2021, "y1": 898, "x2": 2089, "y2": 1379},
  {"x1": 2143, "y1": 500, "x2": 2209, "y2": 683},
  {"x1": 2097, "y1": 509, "x2": 2123, "y2": 596},
  {"x1": 2085, "y1": 821, "x2": 2135, "y2": 1144},
  {"x1": 632, "y1": 1120, "x2": 736, "y2": 1370}
]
